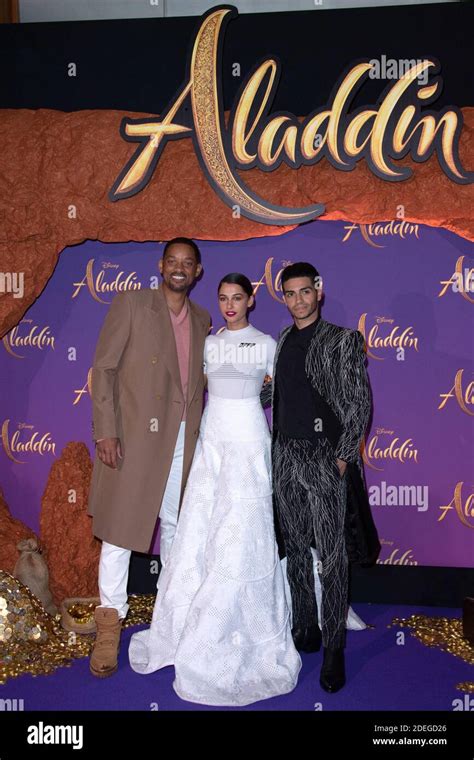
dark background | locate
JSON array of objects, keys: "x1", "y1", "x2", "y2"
[{"x1": 0, "y1": 2, "x2": 472, "y2": 113}]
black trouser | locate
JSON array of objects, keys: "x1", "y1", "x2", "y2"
[{"x1": 274, "y1": 433, "x2": 348, "y2": 649}]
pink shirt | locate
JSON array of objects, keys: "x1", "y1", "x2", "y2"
[{"x1": 169, "y1": 300, "x2": 191, "y2": 421}]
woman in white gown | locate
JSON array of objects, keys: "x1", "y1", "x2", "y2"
[{"x1": 129, "y1": 273, "x2": 302, "y2": 706}]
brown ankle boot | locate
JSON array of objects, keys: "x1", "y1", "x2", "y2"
[{"x1": 90, "y1": 607, "x2": 122, "y2": 678}]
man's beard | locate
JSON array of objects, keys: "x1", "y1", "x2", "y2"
[{"x1": 166, "y1": 276, "x2": 189, "y2": 292}]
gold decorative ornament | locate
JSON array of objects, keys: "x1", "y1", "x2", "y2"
[
  {"x1": 0, "y1": 571, "x2": 154, "y2": 684},
  {"x1": 389, "y1": 613, "x2": 474, "y2": 672}
]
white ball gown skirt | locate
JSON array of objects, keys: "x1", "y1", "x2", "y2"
[{"x1": 129, "y1": 394, "x2": 302, "y2": 706}]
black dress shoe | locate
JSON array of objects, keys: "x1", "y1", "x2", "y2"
[
  {"x1": 291, "y1": 623, "x2": 322, "y2": 653},
  {"x1": 319, "y1": 647, "x2": 345, "y2": 692}
]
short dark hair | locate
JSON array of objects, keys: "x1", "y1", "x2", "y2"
[
  {"x1": 163, "y1": 237, "x2": 201, "y2": 265},
  {"x1": 281, "y1": 262, "x2": 320, "y2": 289},
  {"x1": 218, "y1": 272, "x2": 253, "y2": 298}
]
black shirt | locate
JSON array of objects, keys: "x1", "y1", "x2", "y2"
[{"x1": 275, "y1": 317, "x2": 342, "y2": 447}]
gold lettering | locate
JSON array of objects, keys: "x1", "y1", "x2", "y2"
[
  {"x1": 1, "y1": 420, "x2": 56, "y2": 463},
  {"x1": 438, "y1": 369, "x2": 474, "y2": 415},
  {"x1": 232, "y1": 59, "x2": 277, "y2": 164},
  {"x1": 438, "y1": 482, "x2": 474, "y2": 527},
  {"x1": 365, "y1": 435, "x2": 419, "y2": 466},
  {"x1": 72, "y1": 259, "x2": 142, "y2": 303},
  {"x1": 110, "y1": 8, "x2": 472, "y2": 224}
]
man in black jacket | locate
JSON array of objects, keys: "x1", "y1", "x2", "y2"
[{"x1": 264, "y1": 261, "x2": 372, "y2": 693}]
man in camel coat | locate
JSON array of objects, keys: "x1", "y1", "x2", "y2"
[{"x1": 87, "y1": 238, "x2": 210, "y2": 677}]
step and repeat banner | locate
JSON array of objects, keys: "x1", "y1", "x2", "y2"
[{"x1": 0, "y1": 220, "x2": 472, "y2": 566}]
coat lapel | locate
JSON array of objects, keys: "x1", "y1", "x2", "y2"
[
  {"x1": 305, "y1": 318, "x2": 340, "y2": 420},
  {"x1": 187, "y1": 301, "x2": 207, "y2": 403}
]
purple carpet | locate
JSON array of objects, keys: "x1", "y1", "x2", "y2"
[{"x1": 1, "y1": 604, "x2": 472, "y2": 711}]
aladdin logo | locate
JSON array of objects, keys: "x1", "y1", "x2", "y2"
[
  {"x1": 377, "y1": 539, "x2": 418, "y2": 565},
  {"x1": 73, "y1": 368, "x2": 93, "y2": 406},
  {"x1": 252, "y1": 257, "x2": 290, "y2": 303},
  {"x1": 1, "y1": 420, "x2": 56, "y2": 463},
  {"x1": 438, "y1": 369, "x2": 474, "y2": 416},
  {"x1": 72, "y1": 259, "x2": 142, "y2": 303},
  {"x1": 342, "y1": 221, "x2": 420, "y2": 248},
  {"x1": 438, "y1": 256, "x2": 474, "y2": 302},
  {"x1": 358, "y1": 313, "x2": 419, "y2": 360},
  {"x1": 363, "y1": 427, "x2": 419, "y2": 471},
  {"x1": 108, "y1": 6, "x2": 472, "y2": 226},
  {"x1": 438, "y1": 482, "x2": 474, "y2": 528},
  {"x1": 3, "y1": 319, "x2": 55, "y2": 359}
]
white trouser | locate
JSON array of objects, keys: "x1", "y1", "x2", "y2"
[
  {"x1": 158, "y1": 421, "x2": 186, "y2": 569},
  {"x1": 98, "y1": 542, "x2": 131, "y2": 619},
  {"x1": 98, "y1": 421, "x2": 186, "y2": 618}
]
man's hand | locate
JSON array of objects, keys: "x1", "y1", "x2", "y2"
[
  {"x1": 96, "y1": 437, "x2": 123, "y2": 469},
  {"x1": 336, "y1": 458, "x2": 347, "y2": 478}
]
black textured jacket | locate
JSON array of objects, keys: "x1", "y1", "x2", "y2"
[{"x1": 261, "y1": 317, "x2": 380, "y2": 566}]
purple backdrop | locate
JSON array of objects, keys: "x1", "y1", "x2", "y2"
[{"x1": 1, "y1": 221, "x2": 472, "y2": 567}]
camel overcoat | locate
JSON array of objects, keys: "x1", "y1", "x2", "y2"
[{"x1": 87, "y1": 286, "x2": 210, "y2": 552}]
